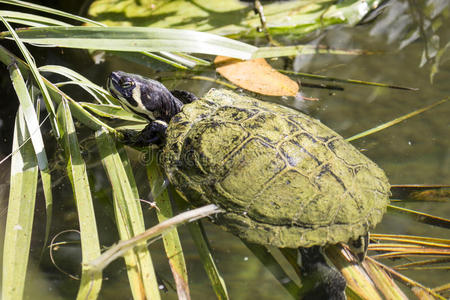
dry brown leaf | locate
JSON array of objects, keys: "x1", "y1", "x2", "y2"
[{"x1": 214, "y1": 56, "x2": 299, "y2": 96}]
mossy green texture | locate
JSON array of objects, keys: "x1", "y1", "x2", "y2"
[{"x1": 162, "y1": 89, "x2": 390, "y2": 248}]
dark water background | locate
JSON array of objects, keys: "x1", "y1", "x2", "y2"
[{"x1": 0, "y1": 0, "x2": 448, "y2": 299}]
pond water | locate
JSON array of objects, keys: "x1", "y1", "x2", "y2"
[{"x1": 0, "y1": 0, "x2": 448, "y2": 299}]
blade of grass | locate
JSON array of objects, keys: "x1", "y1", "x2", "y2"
[
  {"x1": 393, "y1": 257, "x2": 450, "y2": 270},
  {"x1": 326, "y1": 246, "x2": 390, "y2": 300},
  {"x1": 187, "y1": 220, "x2": 229, "y2": 300},
  {"x1": 433, "y1": 282, "x2": 450, "y2": 294},
  {"x1": 146, "y1": 155, "x2": 190, "y2": 300},
  {"x1": 2, "y1": 107, "x2": 38, "y2": 300},
  {"x1": 161, "y1": 75, "x2": 237, "y2": 89},
  {"x1": 95, "y1": 129, "x2": 162, "y2": 300},
  {"x1": 254, "y1": 45, "x2": 376, "y2": 58},
  {"x1": 38, "y1": 65, "x2": 114, "y2": 104},
  {"x1": 371, "y1": 234, "x2": 450, "y2": 246},
  {"x1": 80, "y1": 103, "x2": 147, "y2": 123},
  {"x1": 170, "y1": 52, "x2": 211, "y2": 66},
  {"x1": 56, "y1": 98, "x2": 102, "y2": 300},
  {"x1": 245, "y1": 243, "x2": 301, "y2": 298},
  {"x1": 112, "y1": 50, "x2": 190, "y2": 70},
  {"x1": 8, "y1": 62, "x2": 53, "y2": 260},
  {"x1": 8, "y1": 61, "x2": 49, "y2": 184},
  {"x1": 1, "y1": 2, "x2": 210, "y2": 69},
  {"x1": 0, "y1": 10, "x2": 71, "y2": 26},
  {"x1": 87, "y1": 205, "x2": 222, "y2": 271},
  {"x1": 390, "y1": 185, "x2": 450, "y2": 202},
  {"x1": 158, "y1": 51, "x2": 198, "y2": 69},
  {"x1": 0, "y1": 17, "x2": 60, "y2": 139},
  {"x1": 346, "y1": 97, "x2": 448, "y2": 142},
  {"x1": 0, "y1": 45, "x2": 117, "y2": 135},
  {"x1": 367, "y1": 257, "x2": 447, "y2": 300},
  {"x1": 280, "y1": 69, "x2": 418, "y2": 91},
  {"x1": 370, "y1": 246, "x2": 449, "y2": 258},
  {"x1": 362, "y1": 257, "x2": 409, "y2": 300},
  {"x1": 0, "y1": 0, "x2": 105, "y2": 26},
  {"x1": 387, "y1": 205, "x2": 450, "y2": 229},
  {"x1": 2, "y1": 26, "x2": 258, "y2": 60}
]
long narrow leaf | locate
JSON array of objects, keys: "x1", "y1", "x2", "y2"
[
  {"x1": 245, "y1": 243, "x2": 301, "y2": 298},
  {"x1": 326, "y1": 246, "x2": 406, "y2": 300},
  {"x1": 8, "y1": 61, "x2": 49, "y2": 170},
  {"x1": 87, "y1": 205, "x2": 222, "y2": 271},
  {"x1": 2, "y1": 26, "x2": 258, "y2": 60},
  {"x1": 147, "y1": 156, "x2": 190, "y2": 299},
  {"x1": 187, "y1": 221, "x2": 229, "y2": 300},
  {"x1": 2, "y1": 107, "x2": 38, "y2": 300},
  {"x1": 387, "y1": 205, "x2": 450, "y2": 229},
  {"x1": 38, "y1": 65, "x2": 114, "y2": 104},
  {"x1": 81, "y1": 103, "x2": 147, "y2": 123},
  {"x1": 346, "y1": 97, "x2": 448, "y2": 142},
  {"x1": 0, "y1": 45, "x2": 116, "y2": 135},
  {"x1": 8, "y1": 62, "x2": 53, "y2": 260},
  {"x1": 390, "y1": 185, "x2": 450, "y2": 202},
  {"x1": 0, "y1": 0, "x2": 104, "y2": 26},
  {"x1": 56, "y1": 99, "x2": 102, "y2": 300},
  {"x1": 110, "y1": 50, "x2": 190, "y2": 70},
  {"x1": 280, "y1": 68, "x2": 418, "y2": 90},
  {"x1": 367, "y1": 257, "x2": 446, "y2": 300},
  {"x1": 0, "y1": 10, "x2": 71, "y2": 26},
  {"x1": 0, "y1": 17, "x2": 60, "y2": 140},
  {"x1": 95, "y1": 129, "x2": 161, "y2": 300}
]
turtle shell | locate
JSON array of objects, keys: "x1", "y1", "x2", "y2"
[{"x1": 162, "y1": 89, "x2": 390, "y2": 248}]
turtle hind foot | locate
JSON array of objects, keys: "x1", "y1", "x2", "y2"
[{"x1": 299, "y1": 246, "x2": 347, "y2": 300}]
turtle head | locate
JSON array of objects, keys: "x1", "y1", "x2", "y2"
[{"x1": 107, "y1": 71, "x2": 182, "y2": 122}]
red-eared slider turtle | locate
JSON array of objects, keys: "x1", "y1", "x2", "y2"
[{"x1": 107, "y1": 71, "x2": 391, "y2": 299}]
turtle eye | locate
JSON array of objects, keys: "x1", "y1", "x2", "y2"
[{"x1": 119, "y1": 78, "x2": 134, "y2": 89}]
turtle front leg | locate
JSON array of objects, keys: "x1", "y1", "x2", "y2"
[
  {"x1": 122, "y1": 120, "x2": 168, "y2": 147},
  {"x1": 299, "y1": 246, "x2": 346, "y2": 300}
]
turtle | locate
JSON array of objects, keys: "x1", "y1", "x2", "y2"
[{"x1": 107, "y1": 71, "x2": 391, "y2": 299}]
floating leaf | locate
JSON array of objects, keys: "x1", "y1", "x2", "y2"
[{"x1": 215, "y1": 56, "x2": 299, "y2": 96}]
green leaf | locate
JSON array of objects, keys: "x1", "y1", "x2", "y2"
[
  {"x1": 146, "y1": 155, "x2": 190, "y2": 299},
  {"x1": 346, "y1": 97, "x2": 449, "y2": 142},
  {"x1": 8, "y1": 62, "x2": 54, "y2": 261},
  {"x1": 2, "y1": 107, "x2": 38, "y2": 300},
  {"x1": 8, "y1": 61, "x2": 49, "y2": 171},
  {"x1": 387, "y1": 205, "x2": 450, "y2": 229},
  {"x1": 0, "y1": 0, "x2": 104, "y2": 26},
  {"x1": 95, "y1": 129, "x2": 161, "y2": 300},
  {"x1": 81, "y1": 103, "x2": 147, "y2": 123},
  {"x1": 244, "y1": 243, "x2": 301, "y2": 298},
  {"x1": 3, "y1": 26, "x2": 258, "y2": 60},
  {"x1": 187, "y1": 220, "x2": 229, "y2": 300},
  {"x1": 0, "y1": 17, "x2": 60, "y2": 139},
  {"x1": 0, "y1": 46, "x2": 117, "y2": 135},
  {"x1": 39, "y1": 65, "x2": 114, "y2": 105},
  {"x1": 0, "y1": 10, "x2": 71, "y2": 26},
  {"x1": 56, "y1": 98, "x2": 102, "y2": 300}
]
